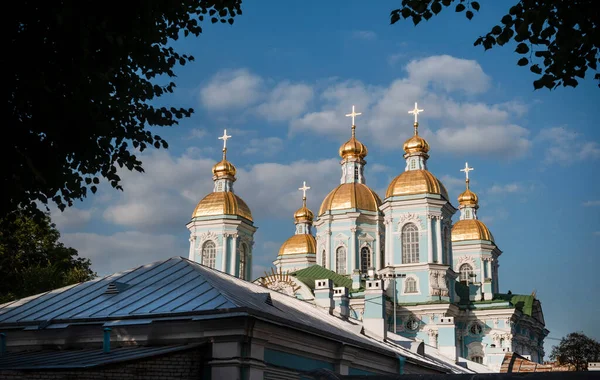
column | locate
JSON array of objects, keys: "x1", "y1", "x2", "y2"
[
  {"x1": 375, "y1": 224, "x2": 381, "y2": 270},
  {"x1": 479, "y1": 258, "x2": 485, "y2": 284},
  {"x1": 384, "y1": 219, "x2": 391, "y2": 266},
  {"x1": 188, "y1": 236, "x2": 196, "y2": 261},
  {"x1": 221, "y1": 233, "x2": 228, "y2": 272},
  {"x1": 326, "y1": 229, "x2": 332, "y2": 270},
  {"x1": 350, "y1": 227, "x2": 357, "y2": 272},
  {"x1": 229, "y1": 233, "x2": 238, "y2": 276},
  {"x1": 427, "y1": 215, "x2": 433, "y2": 263},
  {"x1": 389, "y1": 219, "x2": 395, "y2": 264},
  {"x1": 487, "y1": 259, "x2": 492, "y2": 280},
  {"x1": 436, "y1": 217, "x2": 443, "y2": 263}
]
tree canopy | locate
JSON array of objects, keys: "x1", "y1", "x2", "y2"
[
  {"x1": 390, "y1": 0, "x2": 600, "y2": 90},
  {"x1": 4, "y1": 0, "x2": 242, "y2": 220},
  {"x1": 550, "y1": 332, "x2": 600, "y2": 371},
  {"x1": 0, "y1": 213, "x2": 96, "y2": 303}
]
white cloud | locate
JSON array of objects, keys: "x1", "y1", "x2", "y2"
[
  {"x1": 488, "y1": 183, "x2": 523, "y2": 195},
  {"x1": 199, "y1": 68, "x2": 263, "y2": 110},
  {"x1": 583, "y1": 200, "x2": 600, "y2": 207},
  {"x1": 538, "y1": 127, "x2": 600, "y2": 165},
  {"x1": 439, "y1": 175, "x2": 468, "y2": 194},
  {"x1": 187, "y1": 128, "x2": 207, "y2": 139},
  {"x1": 256, "y1": 82, "x2": 313, "y2": 122},
  {"x1": 352, "y1": 30, "x2": 377, "y2": 40},
  {"x1": 243, "y1": 137, "x2": 284, "y2": 156},
  {"x1": 51, "y1": 206, "x2": 93, "y2": 231},
  {"x1": 61, "y1": 231, "x2": 183, "y2": 276},
  {"x1": 594, "y1": 231, "x2": 600, "y2": 237},
  {"x1": 405, "y1": 55, "x2": 491, "y2": 94}
]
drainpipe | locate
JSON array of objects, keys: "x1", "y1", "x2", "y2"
[
  {"x1": 397, "y1": 355, "x2": 406, "y2": 375},
  {"x1": 103, "y1": 327, "x2": 111, "y2": 353},
  {"x1": 0, "y1": 333, "x2": 6, "y2": 355}
]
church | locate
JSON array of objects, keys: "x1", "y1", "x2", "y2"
[
  {"x1": 187, "y1": 103, "x2": 548, "y2": 372},
  {"x1": 0, "y1": 103, "x2": 548, "y2": 379}
]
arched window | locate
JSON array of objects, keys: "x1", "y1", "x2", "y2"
[
  {"x1": 202, "y1": 241, "x2": 216, "y2": 269},
  {"x1": 410, "y1": 159, "x2": 416, "y2": 170},
  {"x1": 354, "y1": 166, "x2": 359, "y2": 180},
  {"x1": 321, "y1": 249, "x2": 326, "y2": 267},
  {"x1": 459, "y1": 264, "x2": 473, "y2": 283},
  {"x1": 239, "y1": 243, "x2": 247, "y2": 280},
  {"x1": 405, "y1": 277, "x2": 417, "y2": 293},
  {"x1": 465, "y1": 209, "x2": 472, "y2": 219},
  {"x1": 360, "y1": 246, "x2": 371, "y2": 273},
  {"x1": 336, "y1": 246, "x2": 347, "y2": 274},
  {"x1": 402, "y1": 223, "x2": 419, "y2": 263}
]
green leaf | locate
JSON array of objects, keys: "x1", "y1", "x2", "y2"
[
  {"x1": 491, "y1": 25, "x2": 502, "y2": 35},
  {"x1": 501, "y1": 15, "x2": 513, "y2": 25},
  {"x1": 517, "y1": 57, "x2": 529, "y2": 66},
  {"x1": 466, "y1": 10, "x2": 473, "y2": 20},
  {"x1": 471, "y1": 1, "x2": 480, "y2": 11},
  {"x1": 431, "y1": 2, "x2": 442, "y2": 14},
  {"x1": 515, "y1": 43, "x2": 529, "y2": 54},
  {"x1": 456, "y1": 4, "x2": 466, "y2": 12},
  {"x1": 530, "y1": 64, "x2": 542, "y2": 74}
]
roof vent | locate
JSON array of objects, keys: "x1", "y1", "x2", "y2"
[{"x1": 104, "y1": 281, "x2": 130, "y2": 295}]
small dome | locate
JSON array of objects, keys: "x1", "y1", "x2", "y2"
[
  {"x1": 212, "y1": 158, "x2": 236, "y2": 178},
  {"x1": 279, "y1": 234, "x2": 317, "y2": 256},
  {"x1": 319, "y1": 183, "x2": 382, "y2": 216},
  {"x1": 385, "y1": 170, "x2": 449, "y2": 200},
  {"x1": 293, "y1": 204, "x2": 314, "y2": 224},
  {"x1": 458, "y1": 187, "x2": 479, "y2": 207},
  {"x1": 452, "y1": 219, "x2": 494, "y2": 243},
  {"x1": 339, "y1": 133, "x2": 368, "y2": 160},
  {"x1": 403, "y1": 134, "x2": 430, "y2": 155},
  {"x1": 192, "y1": 191, "x2": 252, "y2": 221}
]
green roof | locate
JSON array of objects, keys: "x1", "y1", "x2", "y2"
[
  {"x1": 292, "y1": 265, "x2": 353, "y2": 290},
  {"x1": 494, "y1": 293, "x2": 535, "y2": 316},
  {"x1": 455, "y1": 282, "x2": 470, "y2": 305}
]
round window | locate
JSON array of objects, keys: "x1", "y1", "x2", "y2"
[{"x1": 406, "y1": 318, "x2": 420, "y2": 331}]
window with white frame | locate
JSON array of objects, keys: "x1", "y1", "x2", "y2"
[
  {"x1": 404, "y1": 277, "x2": 417, "y2": 293},
  {"x1": 321, "y1": 249, "x2": 326, "y2": 267},
  {"x1": 360, "y1": 246, "x2": 371, "y2": 273},
  {"x1": 239, "y1": 243, "x2": 247, "y2": 280},
  {"x1": 202, "y1": 241, "x2": 216, "y2": 269},
  {"x1": 354, "y1": 165, "x2": 359, "y2": 180},
  {"x1": 401, "y1": 223, "x2": 419, "y2": 263},
  {"x1": 336, "y1": 246, "x2": 347, "y2": 274},
  {"x1": 459, "y1": 263, "x2": 474, "y2": 283},
  {"x1": 410, "y1": 159, "x2": 416, "y2": 170}
]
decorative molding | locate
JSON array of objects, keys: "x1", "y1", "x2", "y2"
[
  {"x1": 350, "y1": 227, "x2": 358, "y2": 233},
  {"x1": 429, "y1": 270, "x2": 449, "y2": 297},
  {"x1": 198, "y1": 231, "x2": 219, "y2": 246},
  {"x1": 427, "y1": 328, "x2": 439, "y2": 347},
  {"x1": 335, "y1": 232, "x2": 348, "y2": 241},
  {"x1": 358, "y1": 232, "x2": 375, "y2": 242},
  {"x1": 455, "y1": 255, "x2": 476, "y2": 272},
  {"x1": 260, "y1": 267, "x2": 301, "y2": 297},
  {"x1": 397, "y1": 213, "x2": 423, "y2": 228}
]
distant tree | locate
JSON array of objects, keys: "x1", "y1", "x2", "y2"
[
  {"x1": 390, "y1": 0, "x2": 600, "y2": 90},
  {"x1": 0, "y1": 213, "x2": 96, "y2": 303},
  {"x1": 550, "y1": 332, "x2": 600, "y2": 371},
  {"x1": 4, "y1": 0, "x2": 242, "y2": 221}
]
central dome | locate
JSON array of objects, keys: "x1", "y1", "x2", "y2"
[
  {"x1": 452, "y1": 219, "x2": 494, "y2": 243},
  {"x1": 192, "y1": 192, "x2": 252, "y2": 221},
  {"x1": 385, "y1": 170, "x2": 448, "y2": 200},
  {"x1": 319, "y1": 183, "x2": 382, "y2": 215},
  {"x1": 279, "y1": 234, "x2": 317, "y2": 256}
]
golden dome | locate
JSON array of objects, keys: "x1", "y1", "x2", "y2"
[
  {"x1": 293, "y1": 203, "x2": 314, "y2": 224},
  {"x1": 458, "y1": 182, "x2": 479, "y2": 207},
  {"x1": 278, "y1": 234, "x2": 317, "y2": 256},
  {"x1": 452, "y1": 219, "x2": 494, "y2": 243},
  {"x1": 319, "y1": 183, "x2": 382, "y2": 216},
  {"x1": 403, "y1": 134, "x2": 430, "y2": 155},
  {"x1": 339, "y1": 131, "x2": 368, "y2": 160},
  {"x1": 385, "y1": 170, "x2": 449, "y2": 200},
  {"x1": 192, "y1": 191, "x2": 252, "y2": 221},
  {"x1": 212, "y1": 157, "x2": 236, "y2": 178}
]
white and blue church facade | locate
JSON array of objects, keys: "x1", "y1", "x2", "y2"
[{"x1": 185, "y1": 105, "x2": 549, "y2": 373}]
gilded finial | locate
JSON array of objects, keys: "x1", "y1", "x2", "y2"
[
  {"x1": 345, "y1": 105, "x2": 362, "y2": 130},
  {"x1": 408, "y1": 102, "x2": 424, "y2": 136},
  {"x1": 218, "y1": 129, "x2": 232, "y2": 159},
  {"x1": 299, "y1": 181, "x2": 310, "y2": 206},
  {"x1": 460, "y1": 162, "x2": 474, "y2": 189}
]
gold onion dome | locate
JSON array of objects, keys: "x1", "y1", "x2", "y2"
[
  {"x1": 385, "y1": 170, "x2": 449, "y2": 200},
  {"x1": 458, "y1": 180, "x2": 479, "y2": 207},
  {"x1": 212, "y1": 151, "x2": 236, "y2": 178},
  {"x1": 339, "y1": 125, "x2": 368, "y2": 160},
  {"x1": 403, "y1": 133, "x2": 430, "y2": 155},
  {"x1": 452, "y1": 219, "x2": 494, "y2": 243},
  {"x1": 319, "y1": 183, "x2": 382, "y2": 215},
  {"x1": 192, "y1": 192, "x2": 253, "y2": 221},
  {"x1": 279, "y1": 234, "x2": 317, "y2": 256},
  {"x1": 294, "y1": 202, "x2": 314, "y2": 224}
]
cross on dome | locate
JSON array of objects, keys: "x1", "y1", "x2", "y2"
[
  {"x1": 298, "y1": 181, "x2": 310, "y2": 200},
  {"x1": 345, "y1": 105, "x2": 362, "y2": 126},
  {"x1": 460, "y1": 162, "x2": 474, "y2": 181},
  {"x1": 218, "y1": 129, "x2": 232, "y2": 150},
  {"x1": 408, "y1": 102, "x2": 424, "y2": 124}
]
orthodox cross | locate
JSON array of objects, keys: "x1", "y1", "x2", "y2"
[
  {"x1": 345, "y1": 105, "x2": 362, "y2": 126},
  {"x1": 299, "y1": 181, "x2": 310, "y2": 200},
  {"x1": 460, "y1": 162, "x2": 474, "y2": 181},
  {"x1": 218, "y1": 129, "x2": 232, "y2": 150},
  {"x1": 408, "y1": 102, "x2": 424, "y2": 124}
]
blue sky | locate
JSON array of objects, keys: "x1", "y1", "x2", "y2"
[{"x1": 52, "y1": 1, "x2": 599, "y2": 354}]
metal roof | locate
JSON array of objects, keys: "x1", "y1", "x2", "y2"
[
  {"x1": 0, "y1": 257, "x2": 473, "y2": 373},
  {"x1": 0, "y1": 344, "x2": 202, "y2": 370}
]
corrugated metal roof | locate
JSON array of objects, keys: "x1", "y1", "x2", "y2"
[
  {"x1": 0, "y1": 257, "x2": 471, "y2": 374},
  {"x1": 0, "y1": 344, "x2": 202, "y2": 370}
]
